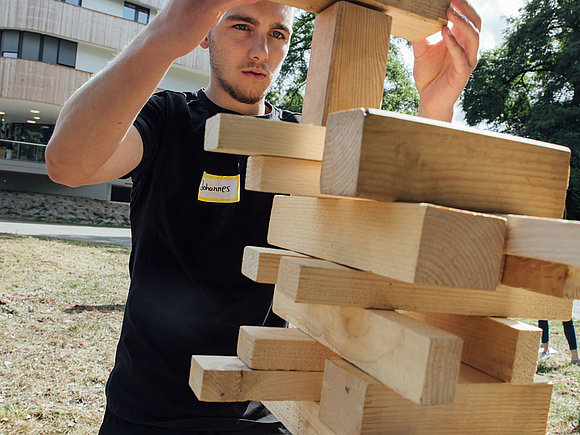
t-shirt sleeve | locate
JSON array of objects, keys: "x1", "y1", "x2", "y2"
[{"x1": 129, "y1": 91, "x2": 168, "y2": 178}]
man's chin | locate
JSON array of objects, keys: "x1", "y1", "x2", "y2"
[{"x1": 229, "y1": 86, "x2": 270, "y2": 106}]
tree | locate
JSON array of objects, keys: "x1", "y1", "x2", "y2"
[
  {"x1": 268, "y1": 12, "x2": 419, "y2": 115},
  {"x1": 462, "y1": 0, "x2": 580, "y2": 218}
]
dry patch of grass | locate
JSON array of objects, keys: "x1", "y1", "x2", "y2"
[
  {"x1": 0, "y1": 233, "x2": 579, "y2": 433},
  {"x1": 531, "y1": 319, "x2": 580, "y2": 434},
  {"x1": 0, "y1": 234, "x2": 129, "y2": 434}
]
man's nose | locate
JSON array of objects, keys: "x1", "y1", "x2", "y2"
[{"x1": 248, "y1": 34, "x2": 269, "y2": 62}]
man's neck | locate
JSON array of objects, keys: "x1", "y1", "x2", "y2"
[{"x1": 204, "y1": 83, "x2": 269, "y2": 116}]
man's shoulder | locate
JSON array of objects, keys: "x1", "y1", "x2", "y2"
[
  {"x1": 268, "y1": 105, "x2": 302, "y2": 124},
  {"x1": 148, "y1": 89, "x2": 200, "y2": 105}
]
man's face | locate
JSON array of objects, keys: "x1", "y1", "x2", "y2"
[{"x1": 202, "y1": 1, "x2": 293, "y2": 105}]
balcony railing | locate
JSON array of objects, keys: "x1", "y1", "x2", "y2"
[{"x1": 0, "y1": 139, "x2": 46, "y2": 163}]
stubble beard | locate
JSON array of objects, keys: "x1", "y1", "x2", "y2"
[{"x1": 208, "y1": 38, "x2": 276, "y2": 105}]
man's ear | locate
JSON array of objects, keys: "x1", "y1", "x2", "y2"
[{"x1": 200, "y1": 36, "x2": 209, "y2": 49}]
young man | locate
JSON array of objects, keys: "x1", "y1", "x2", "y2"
[{"x1": 46, "y1": 0, "x2": 480, "y2": 433}]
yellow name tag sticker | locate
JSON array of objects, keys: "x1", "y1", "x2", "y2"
[{"x1": 198, "y1": 172, "x2": 240, "y2": 203}]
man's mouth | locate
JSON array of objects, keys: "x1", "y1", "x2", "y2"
[{"x1": 242, "y1": 70, "x2": 268, "y2": 80}]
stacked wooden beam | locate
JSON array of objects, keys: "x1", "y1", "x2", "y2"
[
  {"x1": 188, "y1": 1, "x2": 575, "y2": 433},
  {"x1": 191, "y1": 108, "x2": 575, "y2": 433}
]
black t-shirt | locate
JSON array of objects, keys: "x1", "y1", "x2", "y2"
[{"x1": 105, "y1": 89, "x2": 300, "y2": 431}]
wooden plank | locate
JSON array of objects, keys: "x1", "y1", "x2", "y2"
[
  {"x1": 189, "y1": 356, "x2": 323, "y2": 402},
  {"x1": 268, "y1": 195, "x2": 506, "y2": 290},
  {"x1": 301, "y1": 2, "x2": 390, "y2": 125},
  {"x1": 237, "y1": 326, "x2": 338, "y2": 371},
  {"x1": 245, "y1": 156, "x2": 322, "y2": 196},
  {"x1": 276, "y1": 256, "x2": 574, "y2": 320},
  {"x1": 269, "y1": 0, "x2": 449, "y2": 41},
  {"x1": 241, "y1": 246, "x2": 308, "y2": 284},
  {"x1": 272, "y1": 290, "x2": 463, "y2": 405},
  {"x1": 506, "y1": 214, "x2": 580, "y2": 264},
  {"x1": 401, "y1": 312, "x2": 541, "y2": 384},
  {"x1": 502, "y1": 255, "x2": 580, "y2": 299},
  {"x1": 501, "y1": 214, "x2": 580, "y2": 298},
  {"x1": 321, "y1": 108, "x2": 570, "y2": 218},
  {"x1": 263, "y1": 401, "x2": 334, "y2": 435},
  {"x1": 319, "y1": 358, "x2": 552, "y2": 435},
  {"x1": 204, "y1": 114, "x2": 325, "y2": 160}
]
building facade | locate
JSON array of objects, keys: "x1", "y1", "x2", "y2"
[{"x1": 0, "y1": 0, "x2": 210, "y2": 201}]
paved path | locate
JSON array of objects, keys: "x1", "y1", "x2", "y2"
[
  {"x1": 0, "y1": 220, "x2": 131, "y2": 247},
  {"x1": 0, "y1": 220, "x2": 578, "y2": 319}
]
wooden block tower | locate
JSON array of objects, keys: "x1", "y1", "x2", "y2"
[{"x1": 189, "y1": 1, "x2": 576, "y2": 433}]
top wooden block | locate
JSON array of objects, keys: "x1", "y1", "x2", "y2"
[
  {"x1": 270, "y1": 0, "x2": 449, "y2": 41},
  {"x1": 321, "y1": 108, "x2": 571, "y2": 218}
]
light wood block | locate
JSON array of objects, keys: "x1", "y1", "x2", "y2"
[
  {"x1": 204, "y1": 114, "x2": 326, "y2": 160},
  {"x1": 237, "y1": 326, "x2": 338, "y2": 371},
  {"x1": 246, "y1": 156, "x2": 322, "y2": 196},
  {"x1": 268, "y1": 195, "x2": 506, "y2": 290},
  {"x1": 321, "y1": 108, "x2": 570, "y2": 218},
  {"x1": 263, "y1": 401, "x2": 334, "y2": 435},
  {"x1": 241, "y1": 246, "x2": 308, "y2": 284},
  {"x1": 189, "y1": 356, "x2": 323, "y2": 402},
  {"x1": 272, "y1": 290, "x2": 463, "y2": 405},
  {"x1": 502, "y1": 255, "x2": 580, "y2": 299},
  {"x1": 276, "y1": 256, "x2": 574, "y2": 320},
  {"x1": 506, "y1": 214, "x2": 580, "y2": 264},
  {"x1": 301, "y1": 2, "x2": 390, "y2": 125},
  {"x1": 319, "y1": 358, "x2": 552, "y2": 435},
  {"x1": 401, "y1": 312, "x2": 541, "y2": 384},
  {"x1": 269, "y1": 0, "x2": 449, "y2": 41},
  {"x1": 501, "y1": 214, "x2": 580, "y2": 298}
]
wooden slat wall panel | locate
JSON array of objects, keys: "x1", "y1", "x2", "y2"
[
  {"x1": 0, "y1": 0, "x2": 209, "y2": 71},
  {"x1": 0, "y1": 58, "x2": 91, "y2": 106}
]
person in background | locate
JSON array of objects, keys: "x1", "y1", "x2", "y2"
[{"x1": 538, "y1": 320, "x2": 580, "y2": 364}]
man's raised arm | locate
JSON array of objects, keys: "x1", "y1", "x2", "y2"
[{"x1": 46, "y1": 0, "x2": 259, "y2": 187}]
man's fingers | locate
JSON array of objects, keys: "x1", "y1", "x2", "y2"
[
  {"x1": 209, "y1": 0, "x2": 261, "y2": 16},
  {"x1": 441, "y1": 26, "x2": 472, "y2": 76},
  {"x1": 411, "y1": 39, "x2": 429, "y2": 58},
  {"x1": 450, "y1": 0, "x2": 482, "y2": 32},
  {"x1": 446, "y1": 7, "x2": 479, "y2": 68}
]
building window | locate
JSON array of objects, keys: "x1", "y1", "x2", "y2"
[
  {"x1": 0, "y1": 30, "x2": 77, "y2": 68},
  {"x1": 58, "y1": 0, "x2": 82, "y2": 5},
  {"x1": 123, "y1": 2, "x2": 149, "y2": 25},
  {"x1": 0, "y1": 30, "x2": 19, "y2": 58}
]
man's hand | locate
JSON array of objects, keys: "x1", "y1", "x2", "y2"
[
  {"x1": 412, "y1": 0, "x2": 481, "y2": 122},
  {"x1": 144, "y1": 0, "x2": 262, "y2": 62}
]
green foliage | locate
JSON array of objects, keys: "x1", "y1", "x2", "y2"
[
  {"x1": 267, "y1": 12, "x2": 418, "y2": 115},
  {"x1": 382, "y1": 41, "x2": 419, "y2": 114},
  {"x1": 462, "y1": 0, "x2": 580, "y2": 218},
  {"x1": 267, "y1": 11, "x2": 315, "y2": 113}
]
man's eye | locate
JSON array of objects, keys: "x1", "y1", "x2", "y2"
[
  {"x1": 271, "y1": 31, "x2": 285, "y2": 40},
  {"x1": 234, "y1": 24, "x2": 250, "y2": 31}
]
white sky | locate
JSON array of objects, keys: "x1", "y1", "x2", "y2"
[
  {"x1": 473, "y1": 0, "x2": 525, "y2": 52},
  {"x1": 397, "y1": 0, "x2": 526, "y2": 124}
]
